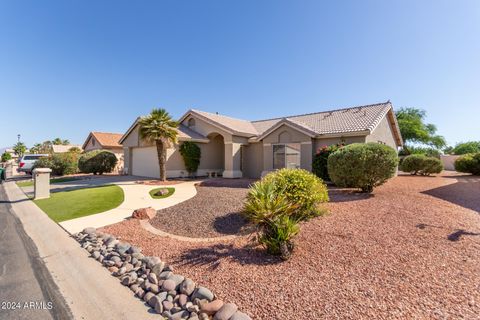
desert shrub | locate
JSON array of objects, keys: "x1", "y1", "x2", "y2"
[
  {"x1": 400, "y1": 154, "x2": 443, "y2": 175},
  {"x1": 399, "y1": 146, "x2": 441, "y2": 158},
  {"x1": 328, "y1": 143, "x2": 398, "y2": 193},
  {"x1": 33, "y1": 152, "x2": 79, "y2": 176},
  {"x1": 262, "y1": 168, "x2": 329, "y2": 220},
  {"x1": 179, "y1": 141, "x2": 201, "y2": 175},
  {"x1": 243, "y1": 180, "x2": 300, "y2": 260},
  {"x1": 454, "y1": 153, "x2": 480, "y2": 175},
  {"x1": 78, "y1": 150, "x2": 117, "y2": 175},
  {"x1": 312, "y1": 144, "x2": 343, "y2": 181},
  {"x1": 453, "y1": 141, "x2": 480, "y2": 155},
  {"x1": 1, "y1": 152, "x2": 12, "y2": 162}
]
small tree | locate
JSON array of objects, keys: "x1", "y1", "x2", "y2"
[
  {"x1": 452, "y1": 141, "x2": 480, "y2": 155},
  {"x1": 1, "y1": 152, "x2": 12, "y2": 162},
  {"x1": 395, "y1": 107, "x2": 446, "y2": 154},
  {"x1": 455, "y1": 153, "x2": 480, "y2": 175},
  {"x1": 13, "y1": 142, "x2": 27, "y2": 159},
  {"x1": 138, "y1": 108, "x2": 178, "y2": 181},
  {"x1": 179, "y1": 141, "x2": 201, "y2": 176},
  {"x1": 312, "y1": 143, "x2": 343, "y2": 181}
]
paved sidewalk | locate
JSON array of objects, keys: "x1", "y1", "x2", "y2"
[
  {"x1": 59, "y1": 180, "x2": 199, "y2": 234},
  {"x1": 4, "y1": 181, "x2": 159, "y2": 320}
]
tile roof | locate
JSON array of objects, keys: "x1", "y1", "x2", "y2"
[
  {"x1": 52, "y1": 145, "x2": 82, "y2": 153},
  {"x1": 90, "y1": 132, "x2": 123, "y2": 148},
  {"x1": 177, "y1": 124, "x2": 209, "y2": 141},
  {"x1": 190, "y1": 109, "x2": 259, "y2": 136},
  {"x1": 253, "y1": 101, "x2": 392, "y2": 135},
  {"x1": 191, "y1": 101, "x2": 395, "y2": 138}
]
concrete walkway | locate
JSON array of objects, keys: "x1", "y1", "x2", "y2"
[
  {"x1": 58, "y1": 178, "x2": 199, "y2": 234},
  {"x1": 3, "y1": 181, "x2": 159, "y2": 320}
]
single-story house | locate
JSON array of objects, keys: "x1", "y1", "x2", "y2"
[
  {"x1": 82, "y1": 132, "x2": 124, "y2": 173},
  {"x1": 119, "y1": 101, "x2": 403, "y2": 179}
]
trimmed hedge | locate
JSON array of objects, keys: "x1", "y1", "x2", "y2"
[
  {"x1": 262, "y1": 168, "x2": 329, "y2": 220},
  {"x1": 179, "y1": 141, "x2": 201, "y2": 175},
  {"x1": 400, "y1": 154, "x2": 442, "y2": 176},
  {"x1": 78, "y1": 150, "x2": 117, "y2": 175},
  {"x1": 327, "y1": 143, "x2": 398, "y2": 193},
  {"x1": 454, "y1": 153, "x2": 480, "y2": 175}
]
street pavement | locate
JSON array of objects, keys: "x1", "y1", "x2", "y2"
[{"x1": 0, "y1": 184, "x2": 71, "y2": 320}]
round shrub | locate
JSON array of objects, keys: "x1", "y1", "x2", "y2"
[
  {"x1": 454, "y1": 153, "x2": 480, "y2": 175},
  {"x1": 400, "y1": 154, "x2": 443, "y2": 175},
  {"x1": 262, "y1": 168, "x2": 329, "y2": 220},
  {"x1": 327, "y1": 143, "x2": 398, "y2": 193},
  {"x1": 179, "y1": 141, "x2": 201, "y2": 175},
  {"x1": 1, "y1": 152, "x2": 12, "y2": 162},
  {"x1": 78, "y1": 150, "x2": 118, "y2": 175}
]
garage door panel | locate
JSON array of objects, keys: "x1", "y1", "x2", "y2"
[{"x1": 132, "y1": 147, "x2": 159, "y2": 178}]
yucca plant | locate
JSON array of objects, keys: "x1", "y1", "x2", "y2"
[{"x1": 243, "y1": 180, "x2": 300, "y2": 260}]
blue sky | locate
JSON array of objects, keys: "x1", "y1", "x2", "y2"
[{"x1": 0, "y1": 0, "x2": 479, "y2": 148}]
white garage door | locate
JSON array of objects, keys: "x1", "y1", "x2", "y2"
[{"x1": 132, "y1": 147, "x2": 159, "y2": 178}]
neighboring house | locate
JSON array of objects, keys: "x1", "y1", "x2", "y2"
[
  {"x1": 120, "y1": 101, "x2": 403, "y2": 179},
  {"x1": 82, "y1": 132, "x2": 124, "y2": 173},
  {"x1": 52, "y1": 145, "x2": 83, "y2": 153}
]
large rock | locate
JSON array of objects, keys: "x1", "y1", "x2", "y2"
[
  {"x1": 180, "y1": 278, "x2": 195, "y2": 296},
  {"x1": 151, "y1": 262, "x2": 166, "y2": 277},
  {"x1": 115, "y1": 242, "x2": 131, "y2": 255},
  {"x1": 167, "y1": 274, "x2": 185, "y2": 287},
  {"x1": 143, "y1": 256, "x2": 162, "y2": 269},
  {"x1": 213, "y1": 303, "x2": 238, "y2": 320},
  {"x1": 200, "y1": 300, "x2": 224, "y2": 315},
  {"x1": 192, "y1": 287, "x2": 214, "y2": 302},
  {"x1": 162, "y1": 279, "x2": 176, "y2": 292},
  {"x1": 83, "y1": 227, "x2": 96, "y2": 235},
  {"x1": 132, "y1": 207, "x2": 156, "y2": 220},
  {"x1": 230, "y1": 311, "x2": 252, "y2": 320}
]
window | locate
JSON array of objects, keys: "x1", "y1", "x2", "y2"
[
  {"x1": 188, "y1": 118, "x2": 196, "y2": 128},
  {"x1": 273, "y1": 143, "x2": 300, "y2": 169}
]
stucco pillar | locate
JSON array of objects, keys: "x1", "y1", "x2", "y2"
[
  {"x1": 261, "y1": 143, "x2": 273, "y2": 177},
  {"x1": 300, "y1": 141, "x2": 313, "y2": 172},
  {"x1": 33, "y1": 168, "x2": 51, "y2": 199},
  {"x1": 223, "y1": 142, "x2": 243, "y2": 178}
]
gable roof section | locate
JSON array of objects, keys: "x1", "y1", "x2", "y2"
[
  {"x1": 118, "y1": 119, "x2": 209, "y2": 145},
  {"x1": 82, "y1": 132, "x2": 123, "y2": 150},
  {"x1": 179, "y1": 109, "x2": 258, "y2": 137}
]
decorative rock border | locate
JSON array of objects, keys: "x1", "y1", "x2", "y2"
[
  {"x1": 74, "y1": 227, "x2": 251, "y2": 320},
  {"x1": 139, "y1": 220, "x2": 239, "y2": 243}
]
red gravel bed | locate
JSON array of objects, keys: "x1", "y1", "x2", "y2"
[
  {"x1": 102, "y1": 173, "x2": 480, "y2": 319},
  {"x1": 149, "y1": 184, "x2": 251, "y2": 238}
]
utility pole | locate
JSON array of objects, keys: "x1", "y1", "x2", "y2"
[{"x1": 17, "y1": 134, "x2": 20, "y2": 142}]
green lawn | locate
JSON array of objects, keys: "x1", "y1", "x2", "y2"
[
  {"x1": 17, "y1": 177, "x2": 80, "y2": 187},
  {"x1": 149, "y1": 187, "x2": 175, "y2": 199},
  {"x1": 34, "y1": 185, "x2": 124, "y2": 222}
]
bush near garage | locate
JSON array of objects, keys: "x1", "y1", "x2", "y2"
[
  {"x1": 328, "y1": 142, "x2": 398, "y2": 193},
  {"x1": 179, "y1": 141, "x2": 201, "y2": 175},
  {"x1": 454, "y1": 153, "x2": 480, "y2": 175},
  {"x1": 78, "y1": 150, "x2": 118, "y2": 175}
]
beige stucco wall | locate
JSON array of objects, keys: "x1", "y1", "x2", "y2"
[
  {"x1": 243, "y1": 142, "x2": 264, "y2": 178},
  {"x1": 263, "y1": 125, "x2": 312, "y2": 144},
  {"x1": 365, "y1": 116, "x2": 397, "y2": 149},
  {"x1": 198, "y1": 135, "x2": 224, "y2": 171},
  {"x1": 441, "y1": 155, "x2": 460, "y2": 171}
]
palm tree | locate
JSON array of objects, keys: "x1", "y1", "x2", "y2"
[{"x1": 138, "y1": 108, "x2": 178, "y2": 181}]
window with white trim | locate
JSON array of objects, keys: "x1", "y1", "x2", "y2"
[{"x1": 273, "y1": 143, "x2": 301, "y2": 169}]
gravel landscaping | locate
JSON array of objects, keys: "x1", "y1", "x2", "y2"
[
  {"x1": 103, "y1": 172, "x2": 480, "y2": 319},
  {"x1": 149, "y1": 179, "x2": 256, "y2": 238}
]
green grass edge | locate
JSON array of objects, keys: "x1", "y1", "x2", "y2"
[{"x1": 149, "y1": 187, "x2": 175, "y2": 199}]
